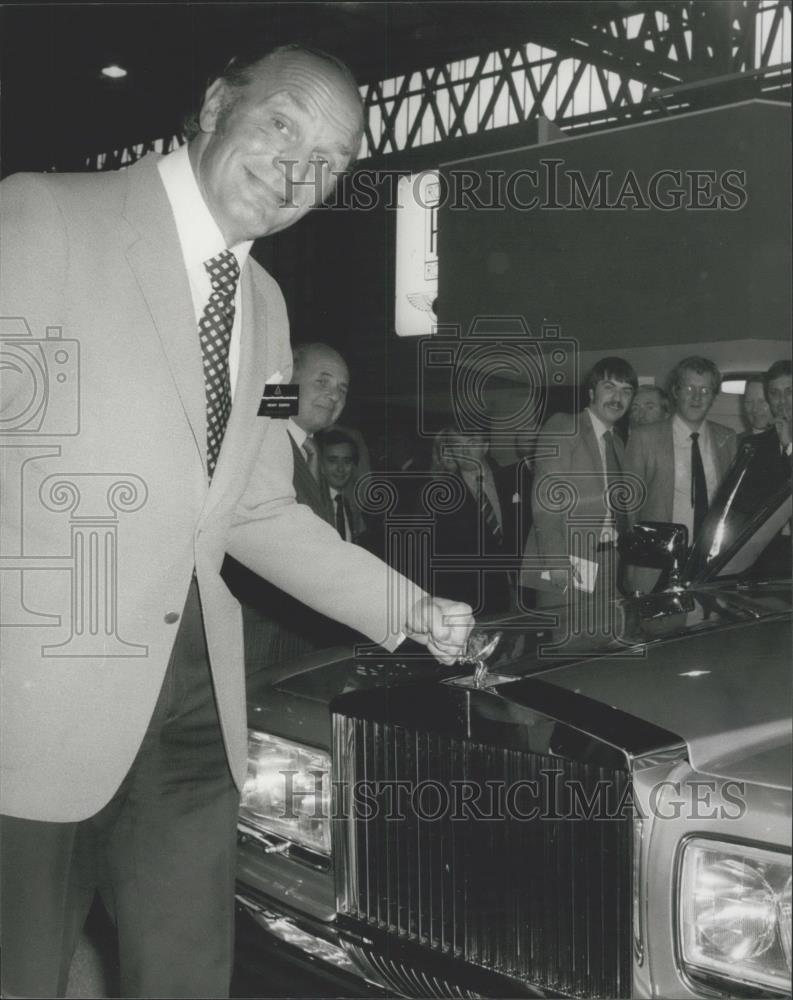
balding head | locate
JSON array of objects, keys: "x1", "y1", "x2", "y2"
[
  {"x1": 189, "y1": 45, "x2": 364, "y2": 244},
  {"x1": 292, "y1": 343, "x2": 349, "y2": 434}
]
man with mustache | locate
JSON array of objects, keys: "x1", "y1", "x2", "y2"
[
  {"x1": 521, "y1": 357, "x2": 637, "y2": 627},
  {"x1": 624, "y1": 356, "x2": 736, "y2": 594}
]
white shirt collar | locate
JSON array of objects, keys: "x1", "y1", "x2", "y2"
[
  {"x1": 586, "y1": 407, "x2": 611, "y2": 439},
  {"x1": 287, "y1": 418, "x2": 309, "y2": 449},
  {"x1": 157, "y1": 143, "x2": 253, "y2": 273},
  {"x1": 672, "y1": 413, "x2": 710, "y2": 445}
]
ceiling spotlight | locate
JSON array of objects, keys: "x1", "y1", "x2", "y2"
[{"x1": 101, "y1": 64, "x2": 128, "y2": 79}]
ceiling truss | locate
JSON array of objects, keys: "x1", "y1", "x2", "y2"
[{"x1": 86, "y1": 1, "x2": 790, "y2": 171}]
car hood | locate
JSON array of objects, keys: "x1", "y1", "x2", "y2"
[
  {"x1": 506, "y1": 614, "x2": 791, "y2": 789},
  {"x1": 247, "y1": 582, "x2": 791, "y2": 790}
]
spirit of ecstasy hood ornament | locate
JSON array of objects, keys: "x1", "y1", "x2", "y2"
[{"x1": 457, "y1": 630, "x2": 503, "y2": 688}]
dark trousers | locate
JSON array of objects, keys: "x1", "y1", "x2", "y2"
[{"x1": 0, "y1": 579, "x2": 240, "y2": 999}]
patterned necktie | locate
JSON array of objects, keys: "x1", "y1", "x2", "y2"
[
  {"x1": 200, "y1": 250, "x2": 239, "y2": 479},
  {"x1": 334, "y1": 492, "x2": 347, "y2": 540},
  {"x1": 477, "y1": 475, "x2": 503, "y2": 543},
  {"x1": 690, "y1": 431, "x2": 708, "y2": 537},
  {"x1": 302, "y1": 438, "x2": 320, "y2": 480},
  {"x1": 604, "y1": 430, "x2": 629, "y2": 536}
]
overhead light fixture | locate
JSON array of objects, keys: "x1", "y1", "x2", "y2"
[{"x1": 101, "y1": 64, "x2": 128, "y2": 79}]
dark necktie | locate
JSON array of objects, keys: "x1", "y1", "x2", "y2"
[
  {"x1": 690, "y1": 431, "x2": 708, "y2": 537},
  {"x1": 200, "y1": 250, "x2": 239, "y2": 479},
  {"x1": 334, "y1": 493, "x2": 347, "y2": 540},
  {"x1": 302, "y1": 438, "x2": 319, "y2": 480},
  {"x1": 477, "y1": 475, "x2": 503, "y2": 543},
  {"x1": 604, "y1": 430, "x2": 629, "y2": 536}
]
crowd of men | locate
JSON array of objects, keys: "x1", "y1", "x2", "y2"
[
  {"x1": 240, "y1": 349, "x2": 791, "y2": 645},
  {"x1": 0, "y1": 32, "x2": 789, "y2": 1000}
]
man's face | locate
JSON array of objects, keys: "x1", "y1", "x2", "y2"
[
  {"x1": 629, "y1": 387, "x2": 666, "y2": 427},
  {"x1": 673, "y1": 369, "x2": 716, "y2": 426},
  {"x1": 321, "y1": 443, "x2": 356, "y2": 490},
  {"x1": 192, "y1": 51, "x2": 363, "y2": 244},
  {"x1": 743, "y1": 380, "x2": 772, "y2": 431},
  {"x1": 767, "y1": 374, "x2": 793, "y2": 424},
  {"x1": 294, "y1": 349, "x2": 349, "y2": 434},
  {"x1": 589, "y1": 377, "x2": 634, "y2": 426},
  {"x1": 450, "y1": 433, "x2": 489, "y2": 468}
]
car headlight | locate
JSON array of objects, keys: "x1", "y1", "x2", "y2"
[
  {"x1": 679, "y1": 838, "x2": 792, "y2": 994},
  {"x1": 239, "y1": 732, "x2": 331, "y2": 856}
]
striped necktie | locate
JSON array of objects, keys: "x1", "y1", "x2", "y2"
[
  {"x1": 477, "y1": 475, "x2": 503, "y2": 543},
  {"x1": 302, "y1": 438, "x2": 320, "y2": 480}
]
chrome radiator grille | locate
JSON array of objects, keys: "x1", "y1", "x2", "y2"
[{"x1": 333, "y1": 714, "x2": 632, "y2": 999}]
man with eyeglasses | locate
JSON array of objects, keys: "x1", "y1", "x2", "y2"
[{"x1": 624, "y1": 356, "x2": 736, "y2": 594}]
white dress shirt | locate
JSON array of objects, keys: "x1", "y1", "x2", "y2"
[
  {"x1": 157, "y1": 144, "x2": 252, "y2": 399},
  {"x1": 286, "y1": 419, "x2": 308, "y2": 451},
  {"x1": 671, "y1": 414, "x2": 719, "y2": 537}
]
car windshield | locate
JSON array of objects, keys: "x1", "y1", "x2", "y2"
[{"x1": 684, "y1": 435, "x2": 792, "y2": 583}]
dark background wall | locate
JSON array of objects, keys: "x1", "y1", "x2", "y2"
[{"x1": 257, "y1": 101, "x2": 790, "y2": 451}]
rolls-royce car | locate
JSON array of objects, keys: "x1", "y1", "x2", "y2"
[{"x1": 234, "y1": 436, "x2": 792, "y2": 999}]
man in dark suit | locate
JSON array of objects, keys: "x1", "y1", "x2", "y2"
[
  {"x1": 731, "y1": 361, "x2": 792, "y2": 578},
  {"x1": 624, "y1": 356, "x2": 737, "y2": 594},
  {"x1": 224, "y1": 342, "x2": 359, "y2": 664},
  {"x1": 0, "y1": 45, "x2": 472, "y2": 999},
  {"x1": 430, "y1": 427, "x2": 533, "y2": 617},
  {"x1": 521, "y1": 357, "x2": 638, "y2": 631},
  {"x1": 317, "y1": 428, "x2": 368, "y2": 543},
  {"x1": 286, "y1": 342, "x2": 349, "y2": 525}
]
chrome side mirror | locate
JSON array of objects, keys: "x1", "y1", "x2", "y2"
[{"x1": 619, "y1": 521, "x2": 689, "y2": 589}]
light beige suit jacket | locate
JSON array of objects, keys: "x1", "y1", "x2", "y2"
[
  {"x1": 0, "y1": 155, "x2": 423, "y2": 821},
  {"x1": 623, "y1": 416, "x2": 737, "y2": 593},
  {"x1": 521, "y1": 409, "x2": 624, "y2": 590}
]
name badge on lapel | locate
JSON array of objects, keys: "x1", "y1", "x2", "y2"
[{"x1": 258, "y1": 383, "x2": 299, "y2": 417}]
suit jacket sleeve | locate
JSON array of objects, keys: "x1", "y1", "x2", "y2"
[
  {"x1": 225, "y1": 419, "x2": 428, "y2": 652},
  {"x1": 531, "y1": 414, "x2": 574, "y2": 561}
]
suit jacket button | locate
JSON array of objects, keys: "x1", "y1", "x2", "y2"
[{"x1": 164, "y1": 611, "x2": 180, "y2": 624}]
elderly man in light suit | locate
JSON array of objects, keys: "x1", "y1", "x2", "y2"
[
  {"x1": 624, "y1": 356, "x2": 736, "y2": 594},
  {"x1": 0, "y1": 44, "x2": 472, "y2": 999}
]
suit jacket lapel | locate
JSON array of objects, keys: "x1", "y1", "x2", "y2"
[
  {"x1": 122, "y1": 154, "x2": 206, "y2": 468},
  {"x1": 290, "y1": 436, "x2": 335, "y2": 525},
  {"x1": 581, "y1": 413, "x2": 604, "y2": 474}
]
